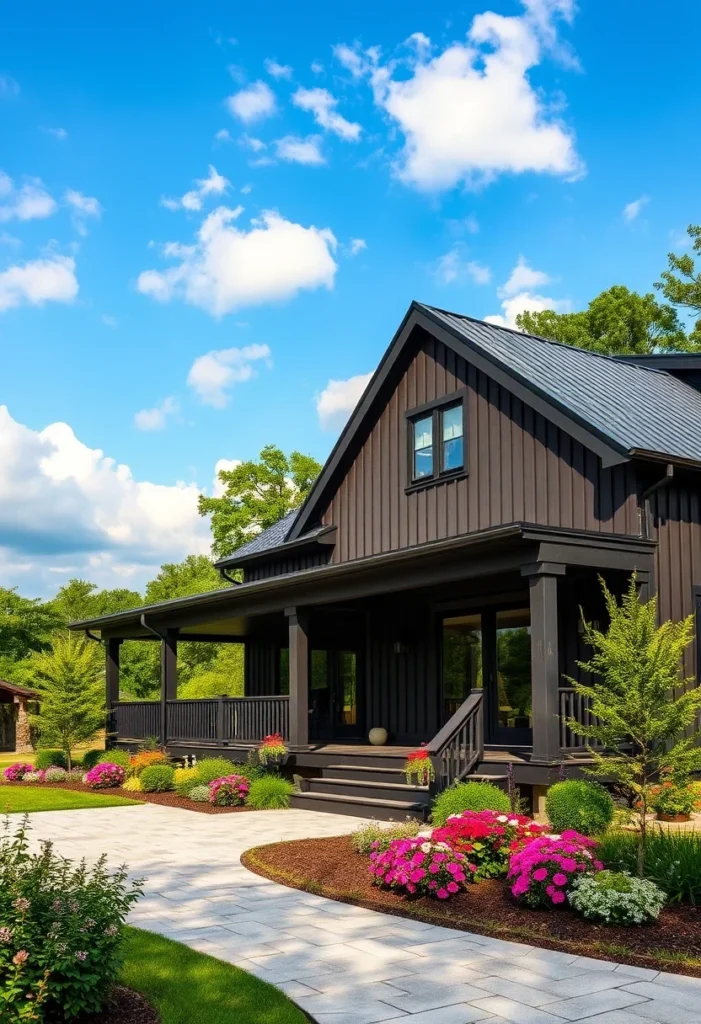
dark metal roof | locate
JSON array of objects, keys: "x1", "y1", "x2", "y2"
[
  {"x1": 421, "y1": 304, "x2": 701, "y2": 466},
  {"x1": 214, "y1": 512, "x2": 335, "y2": 568}
]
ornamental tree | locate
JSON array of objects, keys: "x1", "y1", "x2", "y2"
[{"x1": 566, "y1": 575, "x2": 701, "y2": 874}]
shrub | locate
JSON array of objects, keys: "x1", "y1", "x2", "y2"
[
  {"x1": 188, "y1": 785, "x2": 210, "y2": 803},
  {"x1": 2, "y1": 763, "x2": 34, "y2": 782},
  {"x1": 431, "y1": 811, "x2": 547, "y2": 880},
  {"x1": 650, "y1": 781, "x2": 696, "y2": 818},
  {"x1": 370, "y1": 837, "x2": 472, "y2": 898},
  {"x1": 352, "y1": 819, "x2": 422, "y2": 855},
  {"x1": 122, "y1": 776, "x2": 144, "y2": 793},
  {"x1": 35, "y1": 749, "x2": 67, "y2": 771},
  {"x1": 44, "y1": 767, "x2": 68, "y2": 783},
  {"x1": 232, "y1": 752, "x2": 266, "y2": 784},
  {"x1": 0, "y1": 817, "x2": 142, "y2": 1022},
  {"x1": 508, "y1": 831, "x2": 602, "y2": 908},
  {"x1": 598, "y1": 828, "x2": 701, "y2": 905},
  {"x1": 569, "y1": 870, "x2": 666, "y2": 926},
  {"x1": 84, "y1": 763, "x2": 126, "y2": 789},
  {"x1": 98, "y1": 750, "x2": 132, "y2": 772},
  {"x1": 546, "y1": 781, "x2": 614, "y2": 836},
  {"x1": 80, "y1": 748, "x2": 105, "y2": 771},
  {"x1": 209, "y1": 774, "x2": 249, "y2": 806},
  {"x1": 195, "y1": 757, "x2": 237, "y2": 786},
  {"x1": 130, "y1": 750, "x2": 168, "y2": 776},
  {"x1": 174, "y1": 766, "x2": 201, "y2": 796},
  {"x1": 247, "y1": 776, "x2": 294, "y2": 809},
  {"x1": 23, "y1": 770, "x2": 46, "y2": 784},
  {"x1": 139, "y1": 764, "x2": 175, "y2": 793},
  {"x1": 431, "y1": 781, "x2": 510, "y2": 826}
]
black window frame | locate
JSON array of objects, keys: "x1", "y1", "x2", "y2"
[{"x1": 405, "y1": 389, "x2": 468, "y2": 494}]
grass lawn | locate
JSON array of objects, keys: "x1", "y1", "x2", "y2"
[
  {"x1": 0, "y1": 751, "x2": 35, "y2": 768},
  {"x1": 120, "y1": 927, "x2": 308, "y2": 1024},
  {"x1": 0, "y1": 786, "x2": 139, "y2": 813}
]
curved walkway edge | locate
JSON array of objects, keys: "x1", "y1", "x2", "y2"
[{"x1": 26, "y1": 804, "x2": 701, "y2": 1024}]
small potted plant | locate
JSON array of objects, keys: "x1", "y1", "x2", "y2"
[
  {"x1": 404, "y1": 746, "x2": 434, "y2": 786},
  {"x1": 651, "y1": 780, "x2": 696, "y2": 822},
  {"x1": 258, "y1": 732, "x2": 288, "y2": 767}
]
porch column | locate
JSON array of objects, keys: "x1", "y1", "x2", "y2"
[
  {"x1": 160, "y1": 629, "x2": 178, "y2": 746},
  {"x1": 523, "y1": 562, "x2": 565, "y2": 765},
  {"x1": 105, "y1": 638, "x2": 121, "y2": 706},
  {"x1": 285, "y1": 607, "x2": 309, "y2": 749}
]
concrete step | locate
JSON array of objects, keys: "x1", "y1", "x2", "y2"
[
  {"x1": 308, "y1": 777, "x2": 430, "y2": 803},
  {"x1": 323, "y1": 764, "x2": 409, "y2": 785},
  {"x1": 290, "y1": 790, "x2": 427, "y2": 821}
]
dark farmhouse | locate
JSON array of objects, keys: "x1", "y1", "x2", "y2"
[{"x1": 71, "y1": 303, "x2": 701, "y2": 817}]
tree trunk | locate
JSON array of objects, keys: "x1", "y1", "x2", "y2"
[{"x1": 637, "y1": 795, "x2": 647, "y2": 878}]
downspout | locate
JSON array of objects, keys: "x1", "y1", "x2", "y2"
[
  {"x1": 641, "y1": 463, "x2": 674, "y2": 540},
  {"x1": 139, "y1": 614, "x2": 166, "y2": 641},
  {"x1": 218, "y1": 567, "x2": 242, "y2": 585},
  {"x1": 84, "y1": 629, "x2": 102, "y2": 643}
]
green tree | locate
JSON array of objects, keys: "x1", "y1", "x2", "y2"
[
  {"x1": 29, "y1": 633, "x2": 105, "y2": 769},
  {"x1": 566, "y1": 576, "x2": 701, "y2": 874},
  {"x1": 144, "y1": 555, "x2": 223, "y2": 603},
  {"x1": 656, "y1": 224, "x2": 701, "y2": 346},
  {"x1": 516, "y1": 285, "x2": 690, "y2": 353},
  {"x1": 178, "y1": 644, "x2": 245, "y2": 699},
  {"x1": 48, "y1": 579, "x2": 143, "y2": 624},
  {"x1": 198, "y1": 445, "x2": 322, "y2": 559},
  {"x1": 0, "y1": 588, "x2": 60, "y2": 665}
]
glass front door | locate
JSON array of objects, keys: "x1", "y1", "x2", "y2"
[
  {"x1": 442, "y1": 614, "x2": 482, "y2": 722},
  {"x1": 309, "y1": 649, "x2": 362, "y2": 741},
  {"x1": 494, "y1": 608, "x2": 532, "y2": 745}
]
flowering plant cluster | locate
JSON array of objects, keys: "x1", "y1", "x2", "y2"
[
  {"x1": 2, "y1": 764, "x2": 34, "y2": 783},
  {"x1": 129, "y1": 750, "x2": 168, "y2": 776},
  {"x1": 22, "y1": 771, "x2": 47, "y2": 784},
  {"x1": 83, "y1": 763, "x2": 126, "y2": 790},
  {"x1": 369, "y1": 836, "x2": 473, "y2": 898},
  {"x1": 44, "y1": 767, "x2": 68, "y2": 783},
  {"x1": 257, "y1": 733, "x2": 287, "y2": 766},
  {"x1": 569, "y1": 870, "x2": 666, "y2": 926},
  {"x1": 432, "y1": 811, "x2": 547, "y2": 880},
  {"x1": 404, "y1": 748, "x2": 435, "y2": 786},
  {"x1": 508, "y1": 831, "x2": 603, "y2": 908},
  {"x1": 650, "y1": 780, "x2": 696, "y2": 818},
  {"x1": 208, "y1": 774, "x2": 250, "y2": 806},
  {"x1": 0, "y1": 817, "x2": 142, "y2": 1023}
]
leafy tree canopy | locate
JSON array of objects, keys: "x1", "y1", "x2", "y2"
[
  {"x1": 198, "y1": 444, "x2": 322, "y2": 559},
  {"x1": 0, "y1": 587, "x2": 61, "y2": 663},
  {"x1": 655, "y1": 224, "x2": 701, "y2": 346},
  {"x1": 144, "y1": 555, "x2": 225, "y2": 604},
  {"x1": 516, "y1": 285, "x2": 690, "y2": 354},
  {"x1": 48, "y1": 579, "x2": 143, "y2": 625}
]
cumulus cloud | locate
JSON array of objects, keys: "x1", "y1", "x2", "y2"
[
  {"x1": 0, "y1": 172, "x2": 57, "y2": 222},
  {"x1": 274, "y1": 134, "x2": 325, "y2": 165},
  {"x1": 0, "y1": 405, "x2": 213, "y2": 593},
  {"x1": 498, "y1": 255, "x2": 550, "y2": 296},
  {"x1": 138, "y1": 206, "x2": 338, "y2": 316},
  {"x1": 227, "y1": 81, "x2": 277, "y2": 123},
  {"x1": 134, "y1": 396, "x2": 179, "y2": 431},
  {"x1": 622, "y1": 195, "x2": 649, "y2": 223},
  {"x1": 187, "y1": 343, "x2": 272, "y2": 407},
  {"x1": 160, "y1": 165, "x2": 229, "y2": 212},
  {"x1": 0, "y1": 255, "x2": 78, "y2": 312},
  {"x1": 265, "y1": 58, "x2": 293, "y2": 80},
  {"x1": 485, "y1": 257, "x2": 566, "y2": 328},
  {"x1": 434, "y1": 247, "x2": 491, "y2": 285},
  {"x1": 335, "y1": 0, "x2": 581, "y2": 190},
  {"x1": 316, "y1": 372, "x2": 373, "y2": 431},
  {"x1": 349, "y1": 238, "x2": 367, "y2": 255},
  {"x1": 292, "y1": 87, "x2": 362, "y2": 141}
]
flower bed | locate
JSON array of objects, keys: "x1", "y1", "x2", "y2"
[
  {"x1": 508, "y1": 830, "x2": 603, "y2": 907},
  {"x1": 431, "y1": 811, "x2": 547, "y2": 879}
]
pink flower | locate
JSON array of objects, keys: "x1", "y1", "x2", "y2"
[
  {"x1": 428, "y1": 881, "x2": 437, "y2": 890},
  {"x1": 410, "y1": 869, "x2": 426, "y2": 882},
  {"x1": 436, "y1": 888, "x2": 449, "y2": 899},
  {"x1": 428, "y1": 862, "x2": 441, "y2": 874},
  {"x1": 447, "y1": 882, "x2": 459, "y2": 894},
  {"x1": 552, "y1": 873, "x2": 568, "y2": 887},
  {"x1": 532, "y1": 868, "x2": 548, "y2": 882},
  {"x1": 551, "y1": 890, "x2": 566, "y2": 904}
]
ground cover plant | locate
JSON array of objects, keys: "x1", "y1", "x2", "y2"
[
  {"x1": 569, "y1": 870, "x2": 666, "y2": 925},
  {"x1": 430, "y1": 780, "x2": 510, "y2": 825},
  {"x1": 545, "y1": 780, "x2": 614, "y2": 836},
  {"x1": 597, "y1": 828, "x2": 701, "y2": 905}
]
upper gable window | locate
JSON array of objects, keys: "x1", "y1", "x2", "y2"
[{"x1": 407, "y1": 393, "x2": 466, "y2": 489}]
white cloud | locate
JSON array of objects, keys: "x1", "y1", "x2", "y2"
[
  {"x1": 0, "y1": 405, "x2": 212, "y2": 594},
  {"x1": 434, "y1": 247, "x2": 491, "y2": 285},
  {"x1": 349, "y1": 238, "x2": 367, "y2": 255},
  {"x1": 64, "y1": 188, "x2": 102, "y2": 235},
  {"x1": 0, "y1": 75, "x2": 20, "y2": 99},
  {"x1": 498, "y1": 255, "x2": 550, "y2": 297},
  {"x1": 0, "y1": 173, "x2": 57, "y2": 222},
  {"x1": 212, "y1": 458, "x2": 242, "y2": 497},
  {"x1": 337, "y1": 0, "x2": 581, "y2": 190},
  {"x1": 214, "y1": 128, "x2": 232, "y2": 142},
  {"x1": 227, "y1": 81, "x2": 277, "y2": 123},
  {"x1": 138, "y1": 206, "x2": 338, "y2": 316},
  {"x1": 332, "y1": 44, "x2": 367, "y2": 79},
  {"x1": 622, "y1": 195, "x2": 649, "y2": 223},
  {"x1": 0, "y1": 231, "x2": 21, "y2": 247},
  {"x1": 101, "y1": 314, "x2": 118, "y2": 328},
  {"x1": 274, "y1": 134, "x2": 326, "y2": 165},
  {"x1": 0, "y1": 255, "x2": 78, "y2": 312},
  {"x1": 239, "y1": 134, "x2": 267, "y2": 153},
  {"x1": 160, "y1": 165, "x2": 229, "y2": 213},
  {"x1": 43, "y1": 126, "x2": 68, "y2": 140},
  {"x1": 187, "y1": 343, "x2": 272, "y2": 407},
  {"x1": 292, "y1": 87, "x2": 362, "y2": 141},
  {"x1": 316, "y1": 372, "x2": 373, "y2": 431},
  {"x1": 265, "y1": 58, "x2": 293, "y2": 80},
  {"x1": 134, "y1": 396, "x2": 179, "y2": 431},
  {"x1": 311, "y1": 61, "x2": 324, "y2": 75},
  {"x1": 484, "y1": 256, "x2": 567, "y2": 328}
]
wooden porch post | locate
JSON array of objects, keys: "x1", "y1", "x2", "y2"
[
  {"x1": 523, "y1": 562, "x2": 565, "y2": 765},
  {"x1": 106, "y1": 639, "x2": 121, "y2": 706},
  {"x1": 286, "y1": 607, "x2": 309, "y2": 749},
  {"x1": 160, "y1": 629, "x2": 178, "y2": 746}
]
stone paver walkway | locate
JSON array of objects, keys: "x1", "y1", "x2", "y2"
[{"x1": 25, "y1": 804, "x2": 701, "y2": 1024}]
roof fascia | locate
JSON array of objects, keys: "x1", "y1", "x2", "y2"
[{"x1": 214, "y1": 525, "x2": 337, "y2": 569}]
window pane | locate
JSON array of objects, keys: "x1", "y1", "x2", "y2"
[
  {"x1": 442, "y1": 613, "x2": 482, "y2": 724},
  {"x1": 414, "y1": 446, "x2": 433, "y2": 479},
  {"x1": 496, "y1": 608, "x2": 532, "y2": 730},
  {"x1": 443, "y1": 436, "x2": 463, "y2": 472},
  {"x1": 442, "y1": 404, "x2": 463, "y2": 441},
  {"x1": 413, "y1": 415, "x2": 432, "y2": 451}
]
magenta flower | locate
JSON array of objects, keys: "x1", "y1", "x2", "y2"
[
  {"x1": 552, "y1": 873, "x2": 568, "y2": 887},
  {"x1": 551, "y1": 890, "x2": 566, "y2": 904},
  {"x1": 532, "y1": 868, "x2": 548, "y2": 882}
]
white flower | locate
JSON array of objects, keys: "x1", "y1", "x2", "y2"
[
  {"x1": 421, "y1": 842, "x2": 432, "y2": 853},
  {"x1": 417, "y1": 831, "x2": 432, "y2": 838},
  {"x1": 496, "y1": 815, "x2": 509, "y2": 823},
  {"x1": 508, "y1": 819, "x2": 520, "y2": 826},
  {"x1": 544, "y1": 834, "x2": 561, "y2": 840}
]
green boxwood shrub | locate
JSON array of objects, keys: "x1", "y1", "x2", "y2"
[
  {"x1": 98, "y1": 749, "x2": 132, "y2": 772},
  {"x1": 431, "y1": 780, "x2": 510, "y2": 826},
  {"x1": 195, "y1": 757, "x2": 236, "y2": 786},
  {"x1": 139, "y1": 764, "x2": 175, "y2": 793},
  {"x1": 246, "y1": 776, "x2": 295, "y2": 809},
  {"x1": 81, "y1": 748, "x2": 105, "y2": 770},
  {"x1": 35, "y1": 749, "x2": 67, "y2": 771},
  {"x1": 546, "y1": 780, "x2": 614, "y2": 836}
]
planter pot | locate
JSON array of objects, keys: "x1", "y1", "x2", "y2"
[
  {"x1": 656, "y1": 812, "x2": 692, "y2": 822},
  {"x1": 368, "y1": 727, "x2": 388, "y2": 746}
]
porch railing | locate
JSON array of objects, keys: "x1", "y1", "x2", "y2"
[
  {"x1": 111, "y1": 696, "x2": 289, "y2": 746},
  {"x1": 559, "y1": 687, "x2": 604, "y2": 751},
  {"x1": 427, "y1": 688, "x2": 484, "y2": 796}
]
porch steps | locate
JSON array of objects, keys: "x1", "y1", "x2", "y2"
[
  {"x1": 307, "y1": 777, "x2": 429, "y2": 802},
  {"x1": 290, "y1": 790, "x2": 428, "y2": 820},
  {"x1": 290, "y1": 754, "x2": 431, "y2": 820}
]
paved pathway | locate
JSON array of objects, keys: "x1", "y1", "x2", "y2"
[{"x1": 25, "y1": 804, "x2": 701, "y2": 1024}]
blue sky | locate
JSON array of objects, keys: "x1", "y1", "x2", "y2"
[{"x1": 1, "y1": 0, "x2": 699, "y2": 596}]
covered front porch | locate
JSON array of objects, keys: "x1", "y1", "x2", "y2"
[{"x1": 81, "y1": 523, "x2": 655, "y2": 798}]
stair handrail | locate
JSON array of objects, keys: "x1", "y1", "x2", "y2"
[{"x1": 426, "y1": 688, "x2": 484, "y2": 798}]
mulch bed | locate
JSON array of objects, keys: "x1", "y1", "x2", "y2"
[
  {"x1": 1, "y1": 780, "x2": 253, "y2": 814},
  {"x1": 242, "y1": 835, "x2": 701, "y2": 977},
  {"x1": 79, "y1": 986, "x2": 159, "y2": 1024}
]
